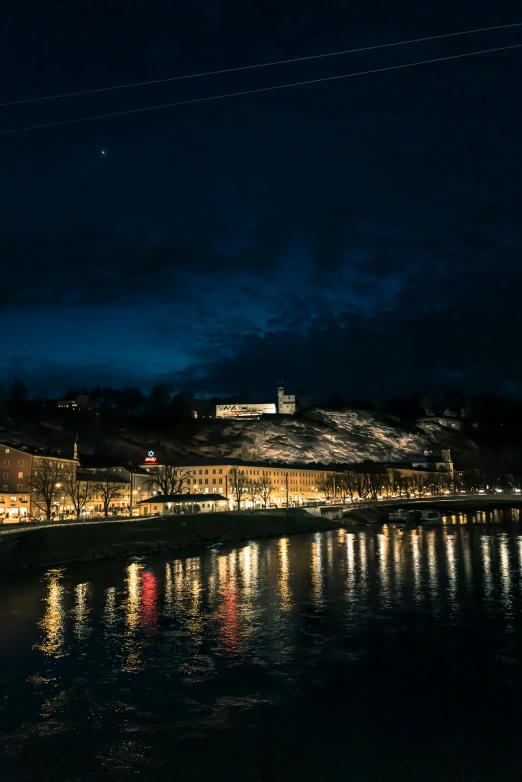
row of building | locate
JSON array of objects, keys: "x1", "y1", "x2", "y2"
[{"x1": 0, "y1": 438, "x2": 454, "y2": 520}]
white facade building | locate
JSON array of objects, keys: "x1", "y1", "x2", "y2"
[
  {"x1": 214, "y1": 385, "x2": 296, "y2": 419},
  {"x1": 215, "y1": 403, "x2": 277, "y2": 419}
]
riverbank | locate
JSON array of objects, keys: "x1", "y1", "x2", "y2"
[
  {"x1": 344, "y1": 496, "x2": 522, "y2": 524},
  {"x1": 2, "y1": 497, "x2": 521, "y2": 573},
  {"x1": 0, "y1": 509, "x2": 345, "y2": 572}
]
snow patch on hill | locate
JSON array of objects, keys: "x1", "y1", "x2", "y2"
[{"x1": 171, "y1": 408, "x2": 474, "y2": 464}]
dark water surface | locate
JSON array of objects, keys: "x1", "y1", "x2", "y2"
[{"x1": 2, "y1": 510, "x2": 522, "y2": 781}]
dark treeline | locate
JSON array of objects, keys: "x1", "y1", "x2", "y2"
[{"x1": 2, "y1": 379, "x2": 522, "y2": 452}]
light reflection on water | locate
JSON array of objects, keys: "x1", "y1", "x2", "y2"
[
  {"x1": 31, "y1": 523, "x2": 522, "y2": 670},
  {"x1": 73, "y1": 582, "x2": 90, "y2": 640},
  {"x1": 278, "y1": 538, "x2": 292, "y2": 611},
  {"x1": 4, "y1": 516, "x2": 522, "y2": 781},
  {"x1": 445, "y1": 533, "x2": 457, "y2": 610},
  {"x1": 481, "y1": 536, "x2": 493, "y2": 600},
  {"x1": 311, "y1": 534, "x2": 323, "y2": 607},
  {"x1": 35, "y1": 569, "x2": 65, "y2": 658},
  {"x1": 411, "y1": 529, "x2": 422, "y2": 604}
]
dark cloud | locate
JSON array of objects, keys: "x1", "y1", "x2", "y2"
[{"x1": 0, "y1": 0, "x2": 521, "y2": 396}]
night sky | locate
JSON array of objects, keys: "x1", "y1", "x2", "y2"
[{"x1": 1, "y1": 1, "x2": 521, "y2": 400}]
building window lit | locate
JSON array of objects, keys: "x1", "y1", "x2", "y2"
[{"x1": 18, "y1": 472, "x2": 23, "y2": 479}]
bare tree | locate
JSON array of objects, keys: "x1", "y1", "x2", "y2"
[
  {"x1": 354, "y1": 472, "x2": 370, "y2": 500},
  {"x1": 387, "y1": 469, "x2": 403, "y2": 497},
  {"x1": 147, "y1": 465, "x2": 188, "y2": 496},
  {"x1": 368, "y1": 472, "x2": 387, "y2": 500},
  {"x1": 337, "y1": 472, "x2": 358, "y2": 501},
  {"x1": 413, "y1": 473, "x2": 427, "y2": 496},
  {"x1": 452, "y1": 470, "x2": 461, "y2": 493},
  {"x1": 63, "y1": 465, "x2": 97, "y2": 519},
  {"x1": 248, "y1": 478, "x2": 260, "y2": 508},
  {"x1": 258, "y1": 475, "x2": 275, "y2": 509},
  {"x1": 317, "y1": 473, "x2": 335, "y2": 501},
  {"x1": 229, "y1": 468, "x2": 251, "y2": 511},
  {"x1": 93, "y1": 477, "x2": 125, "y2": 518},
  {"x1": 27, "y1": 458, "x2": 64, "y2": 520}
]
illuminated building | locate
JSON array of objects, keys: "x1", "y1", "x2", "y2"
[
  {"x1": 78, "y1": 462, "x2": 151, "y2": 517},
  {"x1": 0, "y1": 441, "x2": 77, "y2": 520},
  {"x1": 277, "y1": 384, "x2": 296, "y2": 415},
  {"x1": 411, "y1": 449, "x2": 454, "y2": 472},
  {"x1": 138, "y1": 493, "x2": 229, "y2": 515},
  {"x1": 215, "y1": 384, "x2": 295, "y2": 418},
  {"x1": 215, "y1": 403, "x2": 277, "y2": 418},
  {"x1": 177, "y1": 458, "x2": 338, "y2": 508}
]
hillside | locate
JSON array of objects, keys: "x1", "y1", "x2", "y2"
[
  {"x1": 159, "y1": 408, "x2": 475, "y2": 464},
  {"x1": 0, "y1": 408, "x2": 478, "y2": 466}
]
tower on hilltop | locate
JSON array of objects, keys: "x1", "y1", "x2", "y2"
[{"x1": 277, "y1": 384, "x2": 296, "y2": 415}]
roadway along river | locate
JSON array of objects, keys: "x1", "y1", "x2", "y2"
[{"x1": 1, "y1": 507, "x2": 522, "y2": 781}]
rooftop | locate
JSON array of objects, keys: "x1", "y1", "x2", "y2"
[
  {"x1": 0, "y1": 440, "x2": 76, "y2": 460},
  {"x1": 177, "y1": 456, "x2": 335, "y2": 470},
  {"x1": 79, "y1": 455, "x2": 150, "y2": 473},
  {"x1": 77, "y1": 470, "x2": 129, "y2": 485}
]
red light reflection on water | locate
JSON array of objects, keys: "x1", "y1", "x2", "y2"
[
  {"x1": 222, "y1": 580, "x2": 239, "y2": 653},
  {"x1": 140, "y1": 570, "x2": 158, "y2": 633}
]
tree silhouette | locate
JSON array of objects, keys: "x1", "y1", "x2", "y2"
[{"x1": 27, "y1": 458, "x2": 64, "y2": 520}]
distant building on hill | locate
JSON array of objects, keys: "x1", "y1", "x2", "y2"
[
  {"x1": 277, "y1": 384, "x2": 296, "y2": 415},
  {"x1": 215, "y1": 403, "x2": 277, "y2": 419},
  {"x1": 56, "y1": 393, "x2": 100, "y2": 411},
  {"x1": 215, "y1": 384, "x2": 295, "y2": 419}
]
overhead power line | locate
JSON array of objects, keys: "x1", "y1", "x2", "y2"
[
  {"x1": 0, "y1": 21, "x2": 521, "y2": 108},
  {"x1": 1, "y1": 43, "x2": 521, "y2": 135}
]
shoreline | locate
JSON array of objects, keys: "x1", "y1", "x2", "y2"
[
  {"x1": 1, "y1": 499, "x2": 520, "y2": 574},
  {"x1": 0, "y1": 509, "x2": 344, "y2": 574}
]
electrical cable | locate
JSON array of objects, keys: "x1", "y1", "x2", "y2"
[
  {"x1": 1, "y1": 42, "x2": 521, "y2": 135},
  {"x1": 0, "y1": 21, "x2": 520, "y2": 108}
]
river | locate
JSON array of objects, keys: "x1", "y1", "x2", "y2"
[{"x1": 1, "y1": 508, "x2": 522, "y2": 781}]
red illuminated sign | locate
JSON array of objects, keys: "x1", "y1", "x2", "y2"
[{"x1": 142, "y1": 450, "x2": 158, "y2": 465}]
